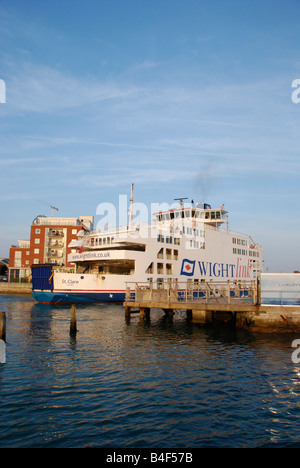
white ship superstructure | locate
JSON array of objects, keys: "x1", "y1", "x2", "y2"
[{"x1": 31, "y1": 194, "x2": 263, "y2": 304}]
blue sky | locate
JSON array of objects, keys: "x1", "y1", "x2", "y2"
[{"x1": 0, "y1": 0, "x2": 300, "y2": 272}]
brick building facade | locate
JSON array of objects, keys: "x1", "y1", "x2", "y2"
[{"x1": 9, "y1": 215, "x2": 93, "y2": 281}]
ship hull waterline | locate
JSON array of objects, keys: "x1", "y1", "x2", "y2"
[{"x1": 32, "y1": 290, "x2": 126, "y2": 304}]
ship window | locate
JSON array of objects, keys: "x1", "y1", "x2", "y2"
[
  {"x1": 174, "y1": 249, "x2": 178, "y2": 260},
  {"x1": 205, "y1": 212, "x2": 210, "y2": 219},
  {"x1": 166, "y1": 248, "x2": 172, "y2": 260},
  {"x1": 211, "y1": 211, "x2": 216, "y2": 219},
  {"x1": 146, "y1": 262, "x2": 154, "y2": 274},
  {"x1": 166, "y1": 264, "x2": 173, "y2": 275},
  {"x1": 216, "y1": 211, "x2": 221, "y2": 219},
  {"x1": 157, "y1": 263, "x2": 164, "y2": 274},
  {"x1": 157, "y1": 248, "x2": 164, "y2": 259}
]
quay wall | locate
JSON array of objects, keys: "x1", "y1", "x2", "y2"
[
  {"x1": 236, "y1": 305, "x2": 300, "y2": 333},
  {"x1": 0, "y1": 282, "x2": 32, "y2": 295}
]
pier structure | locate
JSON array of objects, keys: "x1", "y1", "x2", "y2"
[{"x1": 124, "y1": 279, "x2": 300, "y2": 333}]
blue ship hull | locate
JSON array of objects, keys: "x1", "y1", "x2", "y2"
[{"x1": 32, "y1": 289, "x2": 126, "y2": 304}]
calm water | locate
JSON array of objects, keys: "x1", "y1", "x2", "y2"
[{"x1": 0, "y1": 294, "x2": 300, "y2": 448}]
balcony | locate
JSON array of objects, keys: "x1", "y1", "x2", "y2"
[{"x1": 48, "y1": 231, "x2": 64, "y2": 237}]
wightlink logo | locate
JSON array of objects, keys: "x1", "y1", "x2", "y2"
[{"x1": 181, "y1": 258, "x2": 251, "y2": 279}]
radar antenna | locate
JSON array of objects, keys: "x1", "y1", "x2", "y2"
[{"x1": 174, "y1": 197, "x2": 188, "y2": 207}]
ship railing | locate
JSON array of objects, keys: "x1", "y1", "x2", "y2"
[{"x1": 125, "y1": 279, "x2": 259, "y2": 305}]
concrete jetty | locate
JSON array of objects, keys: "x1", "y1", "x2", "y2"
[{"x1": 124, "y1": 277, "x2": 300, "y2": 333}]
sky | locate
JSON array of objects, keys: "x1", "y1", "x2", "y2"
[{"x1": 0, "y1": 0, "x2": 300, "y2": 272}]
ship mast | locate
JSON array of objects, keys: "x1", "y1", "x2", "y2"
[{"x1": 128, "y1": 183, "x2": 134, "y2": 227}]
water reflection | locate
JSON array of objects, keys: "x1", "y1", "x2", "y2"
[
  {"x1": 0, "y1": 294, "x2": 300, "y2": 448},
  {"x1": 0, "y1": 339, "x2": 5, "y2": 364}
]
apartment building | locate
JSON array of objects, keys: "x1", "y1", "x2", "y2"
[{"x1": 9, "y1": 215, "x2": 93, "y2": 281}]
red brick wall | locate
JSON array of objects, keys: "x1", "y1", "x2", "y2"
[{"x1": 9, "y1": 246, "x2": 30, "y2": 268}]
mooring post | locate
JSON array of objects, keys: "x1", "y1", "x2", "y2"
[
  {"x1": 139, "y1": 307, "x2": 150, "y2": 317},
  {"x1": 70, "y1": 304, "x2": 77, "y2": 335},
  {"x1": 0, "y1": 312, "x2": 6, "y2": 342}
]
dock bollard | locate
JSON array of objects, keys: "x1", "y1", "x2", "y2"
[
  {"x1": 70, "y1": 305, "x2": 77, "y2": 335},
  {"x1": 0, "y1": 312, "x2": 6, "y2": 342}
]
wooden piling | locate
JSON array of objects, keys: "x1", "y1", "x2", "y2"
[
  {"x1": 70, "y1": 305, "x2": 77, "y2": 335},
  {"x1": 139, "y1": 307, "x2": 150, "y2": 318},
  {"x1": 163, "y1": 308, "x2": 174, "y2": 317},
  {"x1": 0, "y1": 312, "x2": 6, "y2": 342}
]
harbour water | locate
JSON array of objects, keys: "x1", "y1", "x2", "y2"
[{"x1": 1, "y1": 294, "x2": 300, "y2": 448}]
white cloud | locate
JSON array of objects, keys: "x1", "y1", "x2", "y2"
[{"x1": 5, "y1": 62, "x2": 140, "y2": 113}]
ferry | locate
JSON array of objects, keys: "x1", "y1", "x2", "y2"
[{"x1": 31, "y1": 188, "x2": 263, "y2": 304}]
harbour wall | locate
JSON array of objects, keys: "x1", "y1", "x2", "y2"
[
  {"x1": 0, "y1": 282, "x2": 32, "y2": 295},
  {"x1": 236, "y1": 305, "x2": 300, "y2": 333}
]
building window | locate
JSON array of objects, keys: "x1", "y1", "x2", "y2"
[
  {"x1": 35, "y1": 238, "x2": 40, "y2": 244},
  {"x1": 34, "y1": 248, "x2": 39, "y2": 254},
  {"x1": 33, "y1": 259, "x2": 39, "y2": 264},
  {"x1": 35, "y1": 229, "x2": 40, "y2": 234}
]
